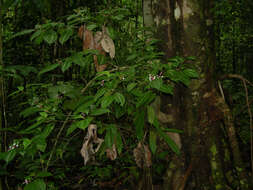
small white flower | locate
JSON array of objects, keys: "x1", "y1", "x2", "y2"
[{"x1": 149, "y1": 74, "x2": 156, "y2": 81}]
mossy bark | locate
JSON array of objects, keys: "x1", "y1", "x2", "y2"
[{"x1": 152, "y1": 0, "x2": 251, "y2": 189}]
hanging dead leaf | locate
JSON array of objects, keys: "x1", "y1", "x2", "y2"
[
  {"x1": 80, "y1": 124, "x2": 104, "y2": 165},
  {"x1": 133, "y1": 142, "x2": 152, "y2": 168},
  {"x1": 101, "y1": 34, "x2": 115, "y2": 59},
  {"x1": 94, "y1": 31, "x2": 103, "y2": 45},
  {"x1": 78, "y1": 25, "x2": 94, "y2": 50},
  {"x1": 106, "y1": 144, "x2": 117, "y2": 160}
]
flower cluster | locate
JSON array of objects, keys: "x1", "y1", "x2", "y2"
[
  {"x1": 8, "y1": 141, "x2": 19, "y2": 151},
  {"x1": 148, "y1": 72, "x2": 164, "y2": 81}
]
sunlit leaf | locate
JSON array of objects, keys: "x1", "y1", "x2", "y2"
[{"x1": 147, "y1": 105, "x2": 155, "y2": 125}]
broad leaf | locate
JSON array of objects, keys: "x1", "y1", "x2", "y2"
[
  {"x1": 38, "y1": 63, "x2": 59, "y2": 76},
  {"x1": 43, "y1": 30, "x2": 58, "y2": 44},
  {"x1": 149, "y1": 130, "x2": 157, "y2": 154},
  {"x1": 134, "y1": 110, "x2": 145, "y2": 140},
  {"x1": 127, "y1": 83, "x2": 137, "y2": 92},
  {"x1": 153, "y1": 120, "x2": 180, "y2": 155},
  {"x1": 147, "y1": 105, "x2": 155, "y2": 125},
  {"x1": 90, "y1": 108, "x2": 110, "y2": 116},
  {"x1": 183, "y1": 68, "x2": 199, "y2": 78},
  {"x1": 24, "y1": 179, "x2": 46, "y2": 190},
  {"x1": 59, "y1": 28, "x2": 73, "y2": 45},
  {"x1": 101, "y1": 95, "x2": 114, "y2": 108},
  {"x1": 114, "y1": 92, "x2": 125, "y2": 106}
]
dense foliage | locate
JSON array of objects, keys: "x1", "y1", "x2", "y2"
[{"x1": 0, "y1": 0, "x2": 252, "y2": 189}]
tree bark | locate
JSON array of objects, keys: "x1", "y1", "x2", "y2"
[{"x1": 152, "y1": 0, "x2": 251, "y2": 189}]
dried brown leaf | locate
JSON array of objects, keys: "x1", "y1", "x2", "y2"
[
  {"x1": 80, "y1": 124, "x2": 104, "y2": 165},
  {"x1": 101, "y1": 34, "x2": 115, "y2": 59},
  {"x1": 133, "y1": 142, "x2": 152, "y2": 168},
  {"x1": 106, "y1": 144, "x2": 117, "y2": 160}
]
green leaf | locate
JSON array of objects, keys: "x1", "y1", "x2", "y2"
[
  {"x1": 105, "y1": 128, "x2": 113, "y2": 148},
  {"x1": 90, "y1": 108, "x2": 110, "y2": 116},
  {"x1": 94, "y1": 88, "x2": 107, "y2": 102},
  {"x1": 67, "y1": 122, "x2": 78, "y2": 136},
  {"x1": 150, "y1": 78, "x2": 162, "y2": 90},
  {"x1": 136, "y1": 92, "x2": 155, "y2": 108},
  {"x1": 101, "y1": 95, "x2": 114, "y2": 108},
  {"x1": 23, "y1": 138, "x2": 32, "y2": 149},
  {"x1": 43, "y1": 30, "x2": 58, "y2": 44},
  {"x1": 134, "y1": 110, "x2": 145, "y2": 140},
  {"x1": 38, "y1": 63, "x2": 59, "y2": 76},
  {"x1": 36, "y1": 171, "x2": 52, "y2": 178},
  {"x1": 35, "y1": 138, "x2": 47, "y2": 152},
  {"x1": 147, "y1": 106, "x2": 155, "y2": 125},
  {"x1": 116, "y1": 131, "x2": 123, "y2": 155},
  {"x1": 183, "y1": 69, "x2": 199, "y2": 78},
  {"x1": 153, "y1": 120, "x2": 180, "y2": 155},
  {"x1": 0, "y1": 150, "x2": 16, "y2": 164},
  {"x1": 59, "y1": 28, "x2": 73, "y2": 45},
  {"x1": 75, "y1": 99, "x2": 95, "y2": 113},
  {"x1": 72, "y1": 52, "x2": 84, "y2": 66},
  {"x1": 41, "y1": 124, "x2": 54, "y2": 138},
  {"x1": 24, "y1": 179, "x2": 46, "y2": 190},
  {"x1": 61, "y1": 60, "x2": 72, "y2": 72},
  {"x1": 20, "y1": 107, "x2": 41, "y2": 118},
  {"x1": 87, "y1": 24, "x2": 97, "y2": 30},
  {"x1": 114, "y1": 92, "x2": 125, "y2": 106},
  {"x1": 159, "y1": 84, "x2": 173, "y2": 94},
  {"x1": 127, "y1": 83, "x2": 137, "y2": 92},
  {"x1": 78, "y1": 117, "x2": 93, "y2": 130},
  {"x1": 67, "y1": 117, "x2": 93, "y2": 136},
  {"x1": 11, "y1": 29, "x2": 35, "y2": 39},
  {"x1": 149, "y1": 131, "x2": 157, "y2": 154},
  {"x1": 31, "y1": 30, "x2": 42, "y2": 41}
]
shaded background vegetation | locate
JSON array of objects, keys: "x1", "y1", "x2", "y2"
[{"x1": 0, "y1": 0, "x2": 253, "y2": 189}]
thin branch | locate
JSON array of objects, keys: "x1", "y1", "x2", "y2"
[{"x1": 46, "y1": 112, "x2": 72, "y2": 171}]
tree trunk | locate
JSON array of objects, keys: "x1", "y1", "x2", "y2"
[{"x1": 152, "y1": 0, "x2": 251, "y2": 189}]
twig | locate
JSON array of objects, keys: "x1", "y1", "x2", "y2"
[
  {"x1": 45, "y1": 112, "x2": 72, "y2": 171},
  {"x1": 218, "y1": 80, "x2": 225, "y2": 101}
]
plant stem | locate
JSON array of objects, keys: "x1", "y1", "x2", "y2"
[{"x1": 45, "y1": 112, "x2": 72, "y2": 171}]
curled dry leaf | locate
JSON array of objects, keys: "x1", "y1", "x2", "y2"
[
  {"x1": 101, "y1": 34, "x2": 115, "y2": 59},
  {"x1": 133, "y1": 142, "x2": 152, "y2": 168},
  {"x1": 78, "y1": 25, "x2": 94, "y2": 50},
  {"x1": 106, "y1": 143, "x2": 117, "y2": 160},
  {"x1": 80, "y1": 124, "x2": 104, "y2": 165}
]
